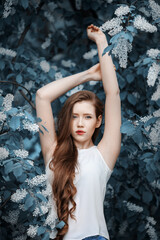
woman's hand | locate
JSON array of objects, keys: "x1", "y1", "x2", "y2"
[
  {"x1": 87, "y1": 63, "x2": 102, "y2": 81},
  {"x1": 87, "y1": 24, "x2": 107, "y2": 44}
]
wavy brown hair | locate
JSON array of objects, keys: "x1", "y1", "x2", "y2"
[{"x1": 49, "y1": 90, "x2": 104, "y2": 239}]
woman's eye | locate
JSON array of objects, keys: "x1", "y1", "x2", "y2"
[
  {"x1": 85, "y1": 116, "x2": 92, "y2": 119},
  {"x1": 72, "y1": 115, "x2": 77, "y2": 119}
]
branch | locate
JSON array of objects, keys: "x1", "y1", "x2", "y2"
[
  {"x1": 0, "y1": 80, "x2": 35, "y2": 109},
  {"x1": 19, "y1": 89, "x2": 35, "y2": 109}
]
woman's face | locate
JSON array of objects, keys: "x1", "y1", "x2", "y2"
[{"x1": 70, "y1": 100, "x2": 102, "y2": 147}]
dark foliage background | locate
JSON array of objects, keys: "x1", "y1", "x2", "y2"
[{"x1": 0, "y1": 0, "x2": 160, "y2": 239}]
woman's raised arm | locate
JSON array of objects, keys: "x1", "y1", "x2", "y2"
[
  {"x1": 36, "y1": 69, "x2": 97, "y2": 165},
  {"x1": 87, "y1": 24, "x2": 121, "y2": 170}
]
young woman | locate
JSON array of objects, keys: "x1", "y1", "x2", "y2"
[{"x1": 36, "y1": 24, "x2": 121, "y2": 240}]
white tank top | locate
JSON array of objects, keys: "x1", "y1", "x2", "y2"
[{"x1": 46, "y1": 145, "x2": 112, "y2": 240}]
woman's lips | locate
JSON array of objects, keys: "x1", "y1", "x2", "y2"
[{"x1": 76, "y1": 130, "x2": 85, "y2": 135}]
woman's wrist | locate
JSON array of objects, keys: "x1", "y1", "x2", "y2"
[
  {"x1": 96, "y1": 36, "x2": 108, "y2": 46},
  {"x1": 77, "y1": 70, "x2": 90, "y2": 85}
]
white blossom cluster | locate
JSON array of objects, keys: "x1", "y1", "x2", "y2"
[
  {"x1": 139, "y1": 7, "x2": 151, "y2": 17},
  {"x1": 107, "y1": 216, "x2": 115, "y2": 231},
  {"x1": 146, "y1": 216, "x2": 156, "y2": 226},
  {"x1": 22, "y1": 119, "x2": 39, "y2": 133},
  {"x1": 99, "y1": 17, "x2": 122, "y2": 34},
  {"x1": 66, "y1": 85, "x2": 83, "y2": 97},
  {"x1": 153, "y1": 108, "x2": 160, "y2": 118},
  {"x1": 0, "y1": 112, "x2": 7, "y2": 122},
  {"x1": 27, "y1": 225, "x2": 38, "y2": 238},
  {"x1": 89, "y1": 80, "x2": 98, "y2": 86},
  {"x1": 112, "y1": 37, "x2": 132, "y2": 68},
  {"x1": 26, "y1": 174, "x2": 47, "y2": 187},
  {"x1": 55, "y1": 72, "x2": 63, "y2": 80},
  {"x1": 44, "y1": 11, "x2": 55, "y2": 23},
  {"x1": 27, "y1": 160, "x2": 34, "y2": 166},
  {"x1": 146, "y1": 224, "x2": 158, "y2": 240},
  {"x1": 17, "y1": 19, "x2": 25, "y2": 38},
  {"x1": 40, "y1": 60, "x2": 50, "y2": 73},
  {"x1": 134, "y1": 15, "x2": 157, "y2": 33},
  {"x1": 33, "y1": 204, "x2": 49, "y2": 217},
  {"x1": 150, "y1": 180, "x2": 160, "y2": 190},
  {"x1": 0, "y1": 147, "x2": 9, "y2": 160},
  {"x1": 43, "y1": 2, "x2": 57, "y2": 23},
  {"x1": 13, "y1": 235, "x2": 27, "y2": 240},
  {"x1": 115, "y1": 5, "x2": 130, "y2": 17},
  {"x1": 147, "y1": 62, "x2": 160, "y2": 86},
  {"x1": 24, "y1": 80, "x2": 33, "y2": 91},
  {"x1": 149, "y1": 0, "x2": 160, "y2": 24},
  {"x1": 19, "y1": 204, "x2": 25, "y2": 211},
  {"x1": 2, "y1": 209, "x2": 20, "y2": 224},
  {"x1": 147, "y1": 49, "x2": 160, "y2": 59},
  {"x1": 99, "y1": 6, "x2": 130, "y2": 36},
  {"x1": 2, "y1": 93, "x2": 14, "y2": 111},
  {"x1": 119, "y1": 220, "x2": 128, "y2": 235},
  {"x1": 140, "y1": 114, "x2": 152, "y2": 123},
  {"x1": 149, "y1": 118, "x2": 160, "y2": 146},
  {"x1": 61, "y1": 59, "x2": 76, "y2": 68},
  {"x1": 151, "y1": 82, "x2": 160, "y2": 101},
  {"x1": 124, "y1": 201, "x2": 143, "y2": 212},
  {"x1": 41, "y1": 184, "x2": 53, "y2": 197},
  {"x1": 83, "y1": 49, "x2": 98, "y2": 59},
  {"x1": 108, "y1": 25, "x2": 123, "y2": 36},
  {"x1": 11, "y1": 189, "x2": 28, "y2": 203},
  {"x1": 106, "y1": 184, "x2": 114, "y2": 198},
  {"x1": 13, "y1": 149, "x2": 29, "y2": 158},
  {"x1": 0, "y1": 47, "x2": 16, "y2": 57},
  {"x1": 41, "y1": 33, "x2": 51, "y2": 49},
  {"x1": 75, "y1": 0, "x2": 82, "y2": 10},
  {"x1": 3, "y1": 0, "x2": 13, "y2": 18}
]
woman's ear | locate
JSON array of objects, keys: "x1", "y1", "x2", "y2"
[{"x1": 96, "y1": 115, "x2": 102, "y2": 128}]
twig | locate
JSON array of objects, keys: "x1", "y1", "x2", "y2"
[
  {"x1": 19, "y1": 89, "x2": 35, "y2": 109},
  {"x1": 0, "y1": 196, "x2": 11, "y2": 209},
  {"x1": 0, "y1": 80, "x2": 35, "y2": 109}
]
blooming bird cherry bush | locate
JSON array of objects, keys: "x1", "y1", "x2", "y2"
[{"x1": 0, "y1": 0, "x2": 160, "y2": 239}]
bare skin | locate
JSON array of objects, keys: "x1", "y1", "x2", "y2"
[{"x1": 36, "y1": 24, "x2": 121, "y2": 170}]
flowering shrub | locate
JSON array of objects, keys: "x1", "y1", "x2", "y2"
[{"x1": 0, "y1": 0, "x2": 160, "y2": 239}]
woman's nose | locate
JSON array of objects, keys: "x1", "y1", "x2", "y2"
[{"x1": 77, "y1": 117, "x2": 84, "y2": 126}]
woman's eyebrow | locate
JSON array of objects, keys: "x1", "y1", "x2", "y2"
[{"x1": 72, "y1": 112, "x2": 93, "y2": 115}]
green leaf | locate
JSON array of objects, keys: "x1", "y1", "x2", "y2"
[
  {"x1": 4, "y1": 161, "x2": 14, "y2": 174},
  {"x1": 127, "y1": 94, "x2": 136, "y2": 106},
  {"x1": 36, "y1": 193, "x2": 47, "y2": 202},
  {"x1": 42, "y1": 232, "x2": 50, "y2": 240},
  {"x1": 142, "y1": 191, "x2": 153, "y2": 204},
  {"x1": 102, "y1": 45, "x2": 114, "y2": 56},
  {"x1": 0, "y1": 60, "x2": 5, "y2": 70},
  {"x1": 21, "y1": 0, "x2": 28, "y2": 9},
  {"x1": 120, "y1": 120, "x2": 136, "y2": 136},
  {"x1": 16, "y1": 74, "x2": 23, "y2": 83},
  {"x1": 37, "y1": 226, "x2": 46, "y2": 236},
  {"x1": 13, "y1": 166, "x2": 23, "y2": 178},
  {"x1": 143, "y1": 58, "x2": 152, "y2": 65},
  {"x1": 126, "y1": 26, "x2": 135, "y2": 32},
  {"x1": 24, "y1": 196, "x2": 34, "y2": 209},
  {"x1": 56, "y1": 220, "x2": 65, "y2": 229},
  {"x1": 9, "y1": 116, "x2": 20, "y2": 131}
]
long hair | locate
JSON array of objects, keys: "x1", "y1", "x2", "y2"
[{"x1": 49, "y1": 90, "x2": 104, "y2": 239}]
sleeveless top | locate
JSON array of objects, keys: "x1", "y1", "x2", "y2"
[{"x1": 45, "y1": 145, "x2": 112, "y2": 240}]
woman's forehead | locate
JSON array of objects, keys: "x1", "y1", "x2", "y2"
[{"x1": 72, "y1": 101, "x2": 95, "y2": 113}]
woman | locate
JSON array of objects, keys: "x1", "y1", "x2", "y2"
[{"x1": 36, "y1": 24, "x2": 121, "y2": 240}]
